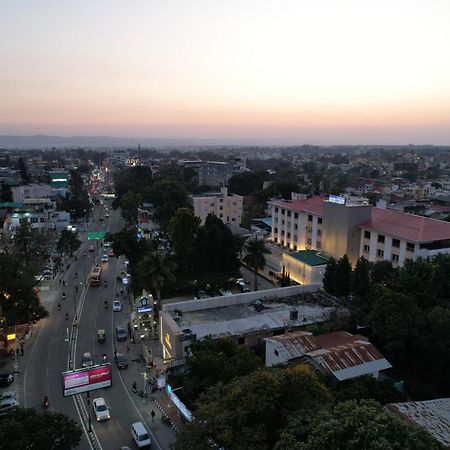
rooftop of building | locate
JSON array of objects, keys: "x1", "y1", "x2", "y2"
[
  {"x1": 173, "y1": 301, "x2": 334, "y2": 341},
  {"x1": 385, "y1": 398, "x2": 450, "y2": 448},
  {"x1": 270, "y1": 196, "x2": 325, "y2": 216},
  {"x1": 288, "y1": 250, "x2": 329, "y2": 266},
  {"x1": 266, "y1": 330, "x2": 391, "y2": 380},
  {"x1": 360, "y1": 207, "x2": 450, "y2": 243}
]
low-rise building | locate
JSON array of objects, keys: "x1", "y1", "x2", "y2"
[
  {"x1": 265, "y1": 330, "x2": 392, "y2": 381},
  {"x1": 282, "y1": 250, "x2": 329, "y2": 285},
  {"x1": 190, "y1": 187, "x2": 243, "y2": 225},
  {"x1": 386, "y1": 398, "x2": 450, "y2": 448},
  {"x1": 159, "y1": 284, "x2": 339, "y2": 368}
]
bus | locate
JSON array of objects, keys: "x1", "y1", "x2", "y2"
[{"x1": 90, "y1": 267, "x2": 102, "y2": 287}]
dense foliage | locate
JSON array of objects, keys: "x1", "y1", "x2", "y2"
[{"x1": 0, "y1": 408, "x2": 82, "y2": 450}]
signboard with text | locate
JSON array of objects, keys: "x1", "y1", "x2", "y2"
[
  {"x1": 328, "y1": 195, "x2": 346, "y2": 205},
  {"x1": 62, "y1": 364, "x2": 112, "y2": 397}
]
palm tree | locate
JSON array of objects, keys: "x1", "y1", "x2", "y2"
[
  {"x1": 137, "y1": 250, "x2": 177, "y2": 305},
  {"x1": 243, "y1": 239, "x2": 270, "y2": 291}
]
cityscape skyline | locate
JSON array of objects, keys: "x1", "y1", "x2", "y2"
[{"x1": 1, "y1": 0, "x2": 450, "y2": 144}]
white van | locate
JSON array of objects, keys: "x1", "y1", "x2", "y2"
[{"x1": 131, "y1": 422, "x2": 151, "y2": 448}]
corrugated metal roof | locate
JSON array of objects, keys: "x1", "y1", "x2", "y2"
[{"x1": 386, "y1": 398, "x2": 450, "y2": 448}]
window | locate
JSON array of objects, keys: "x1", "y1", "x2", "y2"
[
  {"x1": 219, "y1": 199, "x2": 223, "y2": 203},
  {"x1": 318, "y1": 217, "x2": 323, "y2": 224},
  {"x1": 274, "y1": 349, "x2": 279, "y2": 357},
  {"x1": 306, "y1": 226, "x2": 312, "y2": 233},
  {"x1": 220, "y1": 214, "x2": 223, "y2": 218},
  {"x1": 294, "y1": 245, "x2": 298, "y2": 251},
  {"x1": 364, "y1": 244, "x2": 370, "y2": 253},
  {"x1": 317, "y1": 229, "x2": 322, "y2": 237},
  {"x1": 274, "y1": 237, "x2": 278, "y2": 243},
  {"x1": 308, "y1": 215, "x2": 313, "y2": 222},
  {"x1": 406, "y1": 242, "x2": 415, "y2": 252},
  {"x1": 287, "y1": 211, "x2": 291, "y2": 217},
  {"x1": 377, "y1": 249, "x2": 384, "y2": 258},
  {"x1": 281, "y1": 209, "x2": 286, "y2": 215},
  {"x1": 392, "y1": 254, "x2": 399, "y2": 262},
  {"x1": 287, "y1": 232, "x2": 291, "y2": 238},
  {"x1": 378, "y1": 234, "x2": 385, "y2": 243},
  {"x1": 294, "y1": 224, "x2": 298, "y2": 230},
  {"x1": 293, "y1": 234, "x2": 298, "y2": 240},
  {"x1": 238, "y1": 337, "x2": 245, "y2": 345},
  {"x1": 274, "y1": 207, "x2": 278, "y2": 213},
  {"x1": 281, "y1": 230, "x2": 285, "y2": 236},
  {"x1": 392, "y1": 239, "x2": 400, "y2": 248},
  {"x1": 281, "y1": 240, "x2": 285, "y2": 246},
  {"x1": 281, "y1": 220, "x2": 285, "y2": 225},
  {"x1": 287, "y1": 221, "x2": 291, "y2": 228},
  {"x1": 364, "y1": 230, "x2": 371, "y2": 239},
  {"x1": 274, "y1": 227, "x2": 278, "y2": 233},
  {"x1": 294, "y1": 213, "x2": 299, "y2": 219},
  {"x1": 219, "y1": 206, "x2": 223, "y2": 210},
  {"x1": 232, "y1": 218, "x2": 235, "y2": 222}
]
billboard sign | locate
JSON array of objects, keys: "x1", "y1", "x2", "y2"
[
  {"x1": 328, "y1": 195, "x2": 346, "y2": 205},
  {"x1": 137, "y1": 305, "x2": 152, "y2": 314},
  {"x1": 62, "y1": 364, "x2": 112, "y2": 397}
]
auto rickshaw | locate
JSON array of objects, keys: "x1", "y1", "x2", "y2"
[{"x1": 97, "y1": 329, "x2": 105, "y2": 343}]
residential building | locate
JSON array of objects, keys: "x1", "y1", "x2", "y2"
[
  {"x1": 190, "y1": 187, "x2": 243, "y2": 225},
  {"x1": 265, "y1": 330, "x2": 392, "y2": 381},
  {"x1": 137, "y1": 203, "x2": 158, "y2": 235},
  {"x1": 268, "y1": 194, "x2": 450, "y2": 267},
  {"x1": 282, "y1": 250, "x2": 329, "y2": 285},
  {"x1": 180, "y1": 160, "x2": 232, "y2": 187},
  {"x1": 12, "y1": 183, "x2": 52, "y2": 203}
]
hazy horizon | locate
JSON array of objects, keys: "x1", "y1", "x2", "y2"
[{"x1": 1, "y1": 1, "x2": 450, "y2": 144}]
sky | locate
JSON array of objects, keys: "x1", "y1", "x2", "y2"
[{"x1": 1, "y1": 0, "x2": 450, "y2": 144}]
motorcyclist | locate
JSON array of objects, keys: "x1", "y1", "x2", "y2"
[
  {"x1": 57, "y1": 303, "x2": 61, "y2": 310},
  {"x1": 102, "y1": 353, "x2": 107, "y2": 363},
  {"x1": 104, "y1": 280, "x2": 107, "y2": 288},
  {"x1": 104, "y1": 300, "x2": 108, "y2": 308},
  {"x1": 132, "y1": 381, "x2": 137, "y2": 393},
  {"x1": 62, "y1": 292, "x2": 66, "y2": 299},
  {"x1": 65, "y1": 312, "x2": 69, "y2": 320},
  {"x1": 43, "y1": 395, "x2": 49, "y2": 408},
  {"x1": 74, "y1": 272, "x2": 78, "y2": 278}
]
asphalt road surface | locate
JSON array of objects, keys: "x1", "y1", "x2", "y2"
[{"x1": 23, "y1": 204, "x2": 162, "y2": 449}]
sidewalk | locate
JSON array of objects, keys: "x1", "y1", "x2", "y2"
[{"x1": 112, "y1": 271, "x2": 179, "y2": 449}]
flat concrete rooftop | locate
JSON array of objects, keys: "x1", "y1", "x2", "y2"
[{"x1": 174, "y1": 302, "x2": 334, "y2": 340}]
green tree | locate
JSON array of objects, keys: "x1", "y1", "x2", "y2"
[
  {"x1": 174, "y1": 364, "x2": 331, "y2": 450},
  {"x1": 120, "y1": 191, "x2": 142, "y2": 225},
  {"x1": 17, "y1": 157, "x2": 30, "y2": 183},
  {"x1": 370, "y1": 259, "x2": 394, "y2": 285},
  {"x1": 0, "y1": 182, "x2": 12, "y2": 202},
  {"x1": 334, "y1": 255, "x2": 352, "y2": 297},
  {"x1": 0, "y1": 408, "x2": 82, "y2": 450},
  {"x1": 194, "y1": 214, "x2": 241, "y2": 275},
  {"x1": 183, "y1": 338, "x2": 261, "y2": 401},
  {"x1": 56, "y1": 230, "x2": 81, "y2": 256},
  {"x1": 243, "y1": 239, "x2": 270, "y2": 291},
  {"x1": 148, "y1": 179, "x2": 189, "y2": 231},
  {"x1": 322, "y1": 257, "x2": 337, "y2": 295},
  {"x1": 169, "y1": 208, "x2": 201, "y2": 274},
  {"x1": 351, "y1": 256, "x2": 371, "y2": 300},
  {"x1": 134, "y1": 250, "x2": 177, "y2": 303},
  {"x1": 228, "y1": 172, "x2": 264, "y2": 196},
  {"x1": 275, "y1": 399, "x2": 439, "y2": 450}
]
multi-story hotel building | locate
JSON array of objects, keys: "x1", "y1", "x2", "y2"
[{"x1": 268, "y1": 194, "x2": 450, "y2": 267}]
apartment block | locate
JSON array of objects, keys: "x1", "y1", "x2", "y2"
[{"x1": 190, "y1": 187, "x2": 243, "y2": 225}]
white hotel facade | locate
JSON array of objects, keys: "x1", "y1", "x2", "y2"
[{"x1": 268, "y1": 194, "x2": 450, "y2": 267}]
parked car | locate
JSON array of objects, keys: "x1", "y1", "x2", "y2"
[
  {"x1": 0, "y1": 398, "x2": 19, "y2": 416},
  {"x1": 93, "y1": 397, "x2": 110, "y2": 422},
  {"x1": 0, "y1": 373, "x2": 14, "y2": 387},
  {"x1": 237, "y1": 281, "x2": 250, "y2": 292},
  {"x1": 113, "y1": 300, "x2": 122, "y2": 312},
  {"x1": 116, "y1": 354, "x2": 128, "y2": 370},
  {"x1": 81, "y1": 352, "x2": 94, "y2": 368},
  {"x1": 115, "y1": 326, "x2": 127, "y2": 342},
  {"x1": 0, "y1": 391, "x2": 17, "y2": 402}
]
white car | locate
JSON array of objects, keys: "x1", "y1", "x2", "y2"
[
  {"x1": 0, "y1": 391, "x2": 17, "y2": 402},
  {"x1": 101, "y1": 255, "x2": 108, "y2": 263},
  {"x1": 113, "y1": 300, "x2": 122, "y2": 312},
  {"x1": 104, "y1": 242, "x2": 111, "y2": 248},
  {"x1": 93, "y1": 397, "x2": 110, "y2": 422},
  {"x1": 0, "y1": 398, "x2": 19, "y2": 416},
  {"x1": 81, "y1": 352, "x2": 93, "y2": 368}
]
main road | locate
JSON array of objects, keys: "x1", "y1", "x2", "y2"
[{"x1": 23, "y1": 204, "x2": 162, "y2": 449}]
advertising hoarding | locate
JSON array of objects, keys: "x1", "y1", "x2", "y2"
[
  {"x1": 328, "y1": 195, "x2": 346, "y2": 205},
  {"x1": 62, "y1": 364, "x2": 112, "y2": 397}
]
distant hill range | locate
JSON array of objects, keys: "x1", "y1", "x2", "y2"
[{"x1": 0, "y1": 134, "x2": 227, "y2": 149}]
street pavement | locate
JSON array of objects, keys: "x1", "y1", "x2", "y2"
[{"x1": 0, "y1": 204, "x2": 177, "y2": 450}]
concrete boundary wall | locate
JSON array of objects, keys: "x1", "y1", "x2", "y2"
[{"x1": 162, "y1": 283, "x2": 322, "y2": 313}]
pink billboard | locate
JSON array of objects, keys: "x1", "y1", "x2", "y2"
[{"x1": 62, "y1": 364, "x2": 112, "y2": 397}]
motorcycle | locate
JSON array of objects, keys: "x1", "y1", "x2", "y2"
[
  {"x1": 104, "y1": 281, "x2": 107, "y2": 288},
  {"x1": 161, "y1": 415, "x2": 171, "y2": 426},
  {"x1": 57, "y1": 303, "x2": 61, "y2": 311},
  {"x1": 65, "y1": 313, "x2": 69, "y2": 320},
  {"x1": 42, "y1": 396, "x2": 49, "y2": 409},
  {"x1": 104, "y1": 301, "x2": 108, "y2": 309},
  {"x1": 132, "y1": 382, "x2": 137, "y2": 393}
]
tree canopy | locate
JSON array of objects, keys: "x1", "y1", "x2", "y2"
[
  {"x1": 243, "y1": 239, "x2": 270, "y2": 291},
  {"x1": 0, "y1": 408, "x2": 82, "y2": 450}
]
